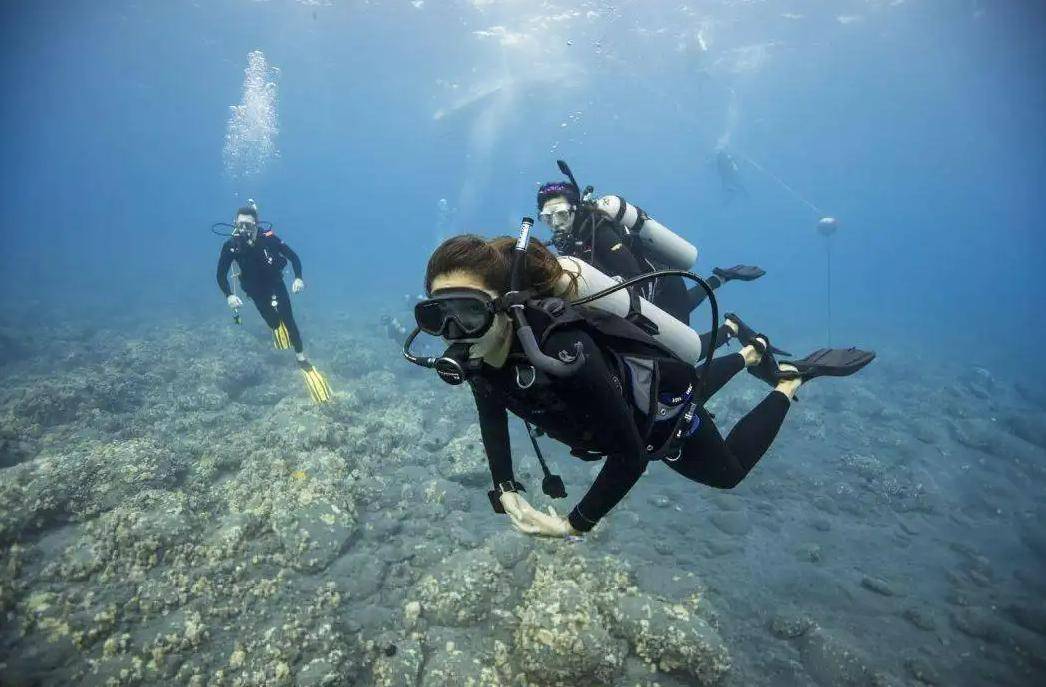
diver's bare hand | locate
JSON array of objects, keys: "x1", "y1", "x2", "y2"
[
  {"x1": 501, "y1": 493, "x2": 577, "y2": 537},
  {"x1": 499, "y1": 492, "x2": 537, "y2": 533}
]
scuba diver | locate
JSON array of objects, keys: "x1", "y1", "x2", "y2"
[
  {"x1": 536, "y1": 160, "x2": 765, "y2": 327},
  {"x1": 716, "y1": 149, "x2": 747, "y2": 205},
  {"x1": 381, "y1": 294, "x2": 426, "y2": 344},
  {"x1": 403, "y1": 223, "x2": 874, "y2": 538},
  {"x1": 381, "y1": 314, "x2": 410, "y2": 343},
  {"x1": 214, "y1": 203, "x2": 333, "y2": 404}
]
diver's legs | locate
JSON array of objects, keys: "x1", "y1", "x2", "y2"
[
  {"x1": 664, "y1": 390, "x2": 791, "y2": 488},
  {"x1": 694, "y1": 334, "x2": 772, "y2": 400},
  {"x1": 696, "y1": 352, "x2": 745, "y2": 401},
  {"x1": 698, "y1": 325, "x2": 734, "y2": 361},
  {"x1": 685, "y1": 274, "x2": 724, "y2": 311},
  {"x1": 272, "y1": 281, "x2": 304, "y2": 353},
  {"x1": 250, "y1": 290, "x2": 282, "y2": 330}
]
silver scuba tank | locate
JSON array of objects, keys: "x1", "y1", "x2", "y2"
[
  {"x1": 594, "y1": 195, "x2": 698, "y2": 270},
  {"x1": 557, "y1": 256, "x2": 704, "y2": 365}
]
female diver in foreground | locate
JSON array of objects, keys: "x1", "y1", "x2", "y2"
[{"x1": 404, "y1": 224, "x2": 874, "y2": 538}]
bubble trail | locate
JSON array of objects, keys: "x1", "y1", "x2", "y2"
[{"x1": 223, "y1": 50, "x2": 280, "y2": 180}]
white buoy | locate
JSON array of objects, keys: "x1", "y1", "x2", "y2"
[
  {"x1": 817, "y1": 216, "x2": 839, "y2": 237},
  {"x1": 816, "y1": 217, "x2": 839, "y2": 344}
]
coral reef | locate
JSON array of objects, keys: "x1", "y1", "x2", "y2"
[{"x1": 0, "y1": 317, "x2": 1044, "y2": 686}]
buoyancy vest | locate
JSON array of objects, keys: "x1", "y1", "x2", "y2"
[{"x1": 473, "y1": 300, "x2": 701, "y2": 461}]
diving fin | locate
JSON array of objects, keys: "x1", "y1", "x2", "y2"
[
  {"x1": 273, "y1": 322, "x2": 292, "y2": 350},
  {"x1": 748, "y1": 347, "x2": 781, "y2": 388},
  {"x1": 777, "y1": 348, "x2": 876, "y2": 382},
  {"x1": 724, "y1": 313, "x2": 791, "y2": 357},
  {"x1": 713, "y1": 265, "x2": 766, "y2": 282},
  {"x1": 298, "y1": 361, "x2": 333, "y2": 404}
]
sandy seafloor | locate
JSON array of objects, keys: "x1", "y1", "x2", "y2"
[{"x1": 1, "y1": 306, "x2": 1045, "y2": 687}]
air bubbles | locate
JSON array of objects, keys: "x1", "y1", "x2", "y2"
[{"x1": 223, "y1": 51, "x2": 280, "y2": 180}]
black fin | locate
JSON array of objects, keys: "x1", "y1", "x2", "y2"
[{"x1": 778, "y1": 348, "x2": 876, "y2": 381}]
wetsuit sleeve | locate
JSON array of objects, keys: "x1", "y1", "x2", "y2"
[
  {"x1": 216, "y1": 243, "x2": 235, "y2": 297},
  {"x1": 470, "y1": 385, "x2": 515, "y2": 486},
  {"x1": 279, "y1": 242, "x2": 303, "y2": 279},
  {"x1": 543, "y1": 328, "x2": 648, "y2": 532},
  {"x1": 592, "y1": 220, "x2": 644, "y2": 280}
]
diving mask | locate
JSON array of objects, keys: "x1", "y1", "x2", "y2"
[
  {"x1": 233, "y1": 214, "x2": 258, "y2": 242},
  {"x1": 414, "y1": 288, "x2": 498, "y2": 341},
  {"x1": 539, "y1": 200, "x2": 575, "y2": 235}
]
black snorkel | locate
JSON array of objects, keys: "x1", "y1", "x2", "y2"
[
  {"x1": 557, "y1": 159, "x2": 581, "y2": 196},
  {"x1": 556, "y1": 159, "x2": 595, "y2": 203},
  {"x1": 507, "y1": 217, "x2": 586, "y2": 377}
]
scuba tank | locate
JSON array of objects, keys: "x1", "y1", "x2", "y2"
[
  {"x1": 557, "y1": 257, "x2": 704, "y2": 365},
  {"x1": 593, "y1": 195, "x2": 698, "y2": 271}
]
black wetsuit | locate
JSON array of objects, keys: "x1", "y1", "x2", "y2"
[
  {"x1": 555, "y1": 205, "x2": 723, "y2": 326},
  {"x1": 216, "y1": 232, "x2": 305, "y2": 353},
  {"x1": 470, "y1": 321, "x2": 790, "y2": 532}
]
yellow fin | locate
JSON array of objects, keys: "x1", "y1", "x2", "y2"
[
  {"x1": 273, "y1": 322, "x2": 291, "y2": 350},
  {"x1": 300, "y1": 365, "x2": 333, "y2": 404}
]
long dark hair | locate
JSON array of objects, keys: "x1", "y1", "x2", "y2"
[{"x1": 425, "y1": 234, "x2": 577, "y2": 297}]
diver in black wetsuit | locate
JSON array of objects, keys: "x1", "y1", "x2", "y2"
[
  {"x1": 405, "y1": 233, "x2": 873, "y2": 537},
  {"x1": 536, "y1": 179, "x2": 765, "y2": 326},
  {"x1": 716, "y1": 149, "x2": 748, "y2": 205},
  {"x1": 216, "y1": 206, "x2": 308, "y2": 354},
  {"x1": 215, "y1": 205, "x2": 333, "y2": 404}
]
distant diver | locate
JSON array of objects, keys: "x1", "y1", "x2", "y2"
[
  {"x1": 381, "y1": 314, "x2": 410, "y2": 343},
  {"x1": 404, "y1": 225, "x2": 874, "y2": 538},
  {"x1": 536, "y1": 160, "x2": 765, "y2": 328},
  {"x1": 716, "y1": 149, "x2": 748, "y2": 205},
  {"x1": 214, "y1": 203, "x2": 333, "y2": 404},
  {"x1": 381, "y1": 294, "x2": 427, "y2": 344}
]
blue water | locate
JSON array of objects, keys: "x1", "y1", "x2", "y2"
[
  {"x1": 2, "y1": 0, "x2": 1043, "y2": 379},
  {"x1": 2, "y1": 3, "x2": 1046, "y2": 685}
]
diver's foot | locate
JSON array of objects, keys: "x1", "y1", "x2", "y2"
[
  {"x1": 775, "y1": 363, "x2": 802, "y2": 399},
  {"x1": 724, "y1": 316, "x2": 740, "y2": 338},
  {"x1": 723, "y1": 313, "x2": 792, "y2": 357},
  {"x1": 740, "y1": 334, "x2": 767, "y2": 367}
]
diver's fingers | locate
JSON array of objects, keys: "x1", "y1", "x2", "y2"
[
  {"x1": 514, "y1": 508, "x2": 556, "y2": 536},
  {"x1": 510, "y1": 497, "x2": 543, "y2": 523},
  {"x1": 507, "y1": 513, "x2": 538, "y2": 535},
  {"x1": 513, "y1": 508, "x2": 550, "y2": 534},
  {"x1": 500, "y1": 494, "x2": 526, "y2": 520},
  {"x1": 509, "y1": 506, "x2": 537, "y2": 526},
  {"x1": 536, "y1": 511, "x2": 567, "y2": 536},
  {"x1": 504, "y1": 505, "x2": 526, "y2": 523},
  {"x1": 511, "y1": 493, "x2": 535, "y2": 511}
]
